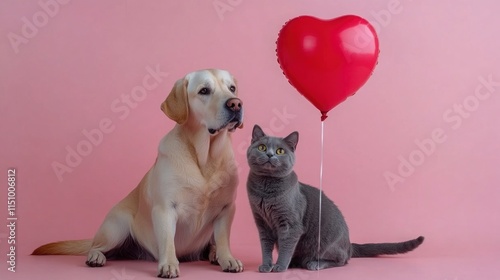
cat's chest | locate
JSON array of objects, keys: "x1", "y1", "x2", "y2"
[
  {"x1": 254, "y1": 195, "x2": 300, "y2": 228},
  {"x1": 247, "y1": 175, "x2": 304, "y2": 227}
]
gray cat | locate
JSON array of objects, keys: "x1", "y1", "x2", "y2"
[{"x1": 246, "y1": 125, "x2": 424, "y2": 272}]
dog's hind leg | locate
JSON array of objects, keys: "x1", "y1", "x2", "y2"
[
  {"x1": 86, "y1": 208, "x2": 133, "y2": 267},
  {"x1": 208, "y1": 238, "x2": 218, "y2": 265}
]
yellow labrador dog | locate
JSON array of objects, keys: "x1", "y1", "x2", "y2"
[{"x1": 33, "y1": 69, "x2": 244, "y2": 278}]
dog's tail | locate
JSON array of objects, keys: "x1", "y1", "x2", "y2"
[
  {"x1": 351, "y1": 236, "x2": 424, "y2": 258},
  {"x1": 32, "y1": 239, "x2": 92, "y2": 256}
]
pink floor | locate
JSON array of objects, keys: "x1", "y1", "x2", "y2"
[{"x1": 2, "y1": 246, "x2": 498, "y2": 280}]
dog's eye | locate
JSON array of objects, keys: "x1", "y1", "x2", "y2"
[
  {"x1": 276, "y1": 148, "x2": 285, "y2": 155},
  {"x1": 198, "y1": 87, "x2": 210, "y2": 95},
  {"x1": 229, "y1": 85, "x2": 236, "y2": 93},
  {"x1": 258, "y1": 144, "x2": 267, "y2": 152}
]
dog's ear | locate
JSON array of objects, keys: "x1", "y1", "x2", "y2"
[{"x1": 161, "y1": 78, "x2": 188, "y2": 124}]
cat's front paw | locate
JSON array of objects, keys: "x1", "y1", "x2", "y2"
[
  {"x1": 271, "y1": 264, "x2": 288, "y2": 272},
  {"x1": 258, "y1": 264, "x2": 274, "y2": 273}
]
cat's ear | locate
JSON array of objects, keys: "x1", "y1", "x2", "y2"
[
  {"x1": 251, "y1": 125, "x2": 266, "y2": 143},
  {"x1": 284, "y1": 131, "x2": 299, "y2": 151}
]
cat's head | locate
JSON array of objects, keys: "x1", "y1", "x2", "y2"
[{"x1": 247, "y1": 125, "x2": 299, "y2": 177}]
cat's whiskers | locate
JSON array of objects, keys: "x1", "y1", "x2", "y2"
[{"x1": 269, "y1": 157, "x2": 281, "y2": 167}]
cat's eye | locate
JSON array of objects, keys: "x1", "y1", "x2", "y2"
[
  {"x1": 258, "y1": 144, "x2": 267, "y2": 152},
  {"x1": 276, "y1": 148, "x2": 285, "y2": 155}
]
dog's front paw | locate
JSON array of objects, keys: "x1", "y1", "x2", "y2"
[
  {"x1": 258, "y1": 264, "x2": 273, "y2": 273},
  {"x1": 271, "y1": 263, "x2": 288, "y2": 272},
  {"x1": 157, "y1": 262, "x2": 180, "y2": 278},
  {"x1": 218, "y1": 256, "x2": 243, "y2": 273},
  {"x1": 86, "y1": 250, "x2": 106, "y2": 267}
]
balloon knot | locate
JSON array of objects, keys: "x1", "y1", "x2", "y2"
[{"x1": 320, "y1": 112, "x2": 328, "y2": 121}]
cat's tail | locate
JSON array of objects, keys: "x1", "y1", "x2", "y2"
[
  {"x1": 32, "y1": 239, "x2": 91, "y2": 256},
  {"x1": 351, "y1": 236, "x2": 424, "y2": 258}
]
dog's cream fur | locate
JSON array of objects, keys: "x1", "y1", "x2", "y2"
[{"x1": 33, "y1": 69, "x2": 244, "y2": 278}]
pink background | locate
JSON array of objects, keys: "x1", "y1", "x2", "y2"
[{"x1": 1, "y1": 0, "x2": 500, "y2": 279}]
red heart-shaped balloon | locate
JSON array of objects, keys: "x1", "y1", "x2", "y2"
[{"x1": 276, "y1": 15, "x2": 379, "y2": 121}]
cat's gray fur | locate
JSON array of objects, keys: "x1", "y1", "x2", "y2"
[{"x1": 246, "y1": 125, "x2": 424, "y2": 272}]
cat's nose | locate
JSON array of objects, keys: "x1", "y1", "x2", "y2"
[{"x1": 266, "y1": 152, "x2": 273, "y2": 158}]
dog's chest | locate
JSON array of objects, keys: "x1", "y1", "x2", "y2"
[{"x1": 176, "y1": 164, "x2": 237, "y2": 222}]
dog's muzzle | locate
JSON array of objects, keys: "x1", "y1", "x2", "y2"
[{"x1": 208, "y1": 98, "x2": 243, "y2": 135}]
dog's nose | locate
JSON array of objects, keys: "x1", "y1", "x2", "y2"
[{"x1": 226, "y1": 98, "x2": 242, "y2": 112}]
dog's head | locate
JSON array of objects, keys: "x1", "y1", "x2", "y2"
[{"x1": 161, "y1": 69, "x2": 243, "y2": 135}]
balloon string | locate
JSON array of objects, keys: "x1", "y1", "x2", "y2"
[{"x1": 317, "y1": 120, "x2": 324, "y2": 269}]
